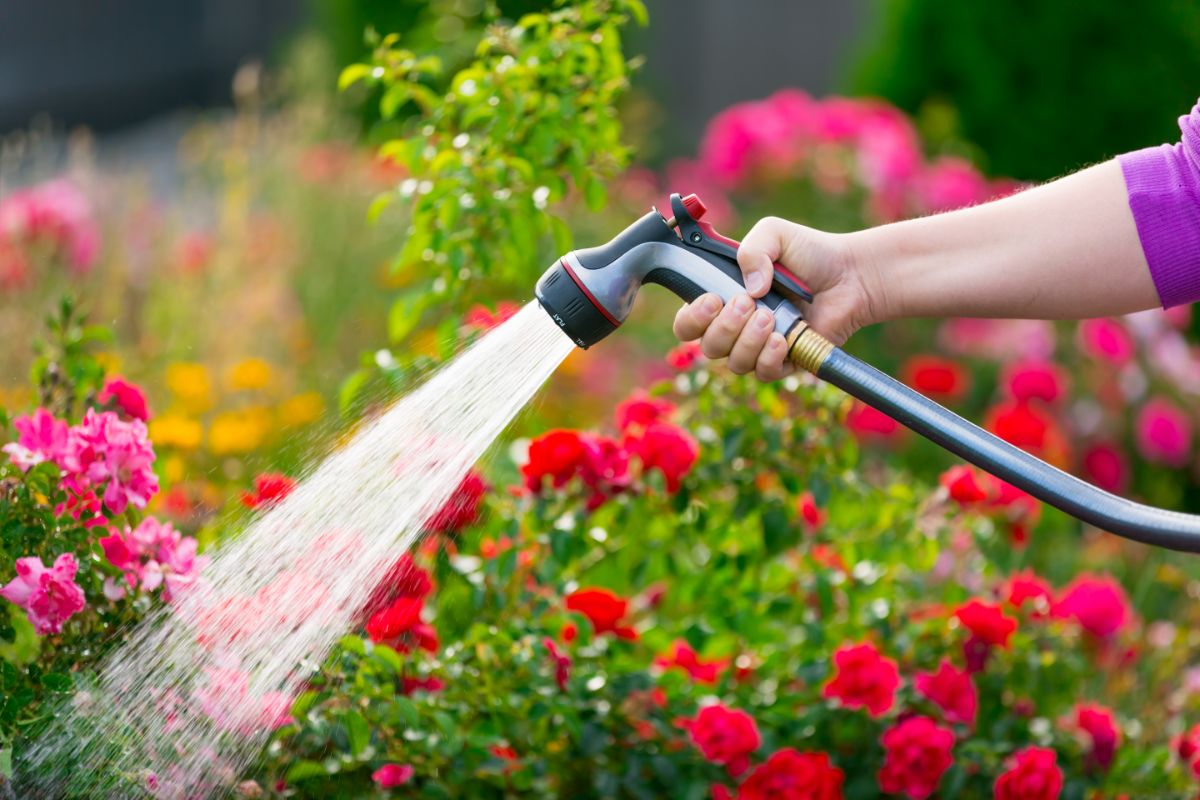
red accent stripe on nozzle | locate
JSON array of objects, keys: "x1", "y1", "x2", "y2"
[{"x1": 561, "y1": 259, "x2": 620, "y2": 326}]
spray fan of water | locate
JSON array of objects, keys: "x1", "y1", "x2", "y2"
[{"x1": 19, "y1": 302, "x2": 575, "y2": 798}]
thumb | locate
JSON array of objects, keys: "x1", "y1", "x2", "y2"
[{"x1": 736, "y1": 217, "x2": 794, "y2": 298}]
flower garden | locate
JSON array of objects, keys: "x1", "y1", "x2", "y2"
[{"x1": 3, "y1": 2, "x2": 1200, "y2": 798}]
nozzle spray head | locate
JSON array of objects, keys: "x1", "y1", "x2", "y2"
[{"x1": 536, "y1": 193, "x2": 814, "y2": 349}]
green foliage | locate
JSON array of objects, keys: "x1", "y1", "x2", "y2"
[
  {"x1": 849, "y1": 0, "x2": 1200, "y2": 180},
  {"x1": 342, "y1": 0, "x2": 645, "y2": 314}
]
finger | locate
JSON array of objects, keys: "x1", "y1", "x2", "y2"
[
  {"x1": 672, "y1": 293, "x2": 723, "y2": 341},
  {"x1": 737, "y1": 217, "x2": 788, "y2": 298},
  {"x1": 756, "y1": 332, "x2": 795, "y2": 382},
  {"x1": 700, "y1": 293, "x2": 756, "y2": 359},
  {"x1": 727, "y1": 308, "x2": 774, "y2": 374}
]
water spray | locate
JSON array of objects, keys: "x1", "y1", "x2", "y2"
[{"x1": 537, "y1": 193, "x2": 1200, "y2": 553}]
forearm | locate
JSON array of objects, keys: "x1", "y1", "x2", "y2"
[{"x1": 852, "y1": 159, "x2": 1160, "y2": 323}]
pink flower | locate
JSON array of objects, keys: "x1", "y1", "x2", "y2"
[
  {"x1": 3, "y1": 408, "x2": 70, "y2": 471},
  {"x1": 1053, "y1": 574, "x2": 1132, "y2": 639},
  {"x1": 915, "y1": 660, "x2": 977, "y2": 726},
  {"x1": 822, "y1": 641, "x2": 900, "y2": 717},
  {"x1": 1135, "y1": 397, "x2": 1193, "y2": 467},
  {"x1": 102, "y1": 517, "x2": 208, "y2": 602},
  {"x1": 62, "y1": 409, "x2": 158, "y2": 515},
  {"x1": 1077, "y1": 318, "x2": 1134, "y2": 365},
  {"x1": 98, "y1": 377, "x2": 151, "y2": 421},
  {"x1": 994, "y1": 747, "x2": 1062, "y2": 800},
  {"x1": 1003, "y1": 570, "x2": 1054, "y2": 614},
  {"x1": 543, "y1": 637, "x2": 571, "y2": 691},
  {"x1": 192, "y1": 667, "x2": 294, "y2": 735},
  {"x1": 1070, "y1": 703, "x2": 1120, "y2": 770},
  {"x1": 916, "y1": 157, "x2": 990, "y2": 213},
  {"x1": 0, "y1": 178, "x2": 100, "y2": 274},
  {"x1": 1003, "y1": 361, "x2": 1067, "y2": 405},
  {"x1": 1, "y1": 553, "x2": 86, "y2": 635},
  {"x1": 372, "y1": 763, "x2": 414, "y2": 789},
  {"x1": 1081, "y1": 443, "x2": 1129, "y2": 494}
]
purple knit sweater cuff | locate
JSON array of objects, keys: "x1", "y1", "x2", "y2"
[{"x1": 1118, "y1": 100, "x2": 1200, "y2": 308}]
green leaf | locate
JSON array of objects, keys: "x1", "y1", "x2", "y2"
[
  {"x1": 41, "y1": 672, "x2": 73, "y2": 692},
  {"x1": 338, "y1": 63, "x2": 375, "y2": 91},
  {"x1": 290, "y1": 690, "x2": 321, "y2": 719},
  {"x1": 379, "y1": 84, "x2": 412, "y2": 119},
  {"x1": 342, "y1": 710, "x2": 371, "y2": 757},
  {"x1": 387, "y1": 291, "x2": 431, "y2": 344},
  {"x1": 337, "y1": 369, "x2": 369, "y2": 417},
  {"x1": 0, "y1": 604, "x2": 39, "y2": 665},
  {"x1": 285, "y1": 760, "x2": 330, "y2": 783},
  {"x1": 393, "y1": 696, "x2": 419, "y2": 729},
  {"x1": 366, "y1": 193, "x2": 394, "y2": 223},
  {"x1": 761, "y1": 505, "x2": 794, "y2": 556}
]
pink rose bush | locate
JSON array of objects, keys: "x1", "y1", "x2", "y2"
[
  {"x1": 0, "y1": 554, "x2": 86, "y2": 635},
  {"x1": 0, "y1": 178, "x2": 100, "y2": 289}
]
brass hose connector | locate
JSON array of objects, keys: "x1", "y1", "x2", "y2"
[{"x1": 785, "y1": 322, "x2": 835, "y2": 375}]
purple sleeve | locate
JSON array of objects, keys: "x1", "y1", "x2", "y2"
[{"x1": 1118, "y1": 99, "x2": 1200, "y2": 308}]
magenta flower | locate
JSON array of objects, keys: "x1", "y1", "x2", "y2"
[
  {"x1": 3, "y1": 408, "x2": 70, "y2": 471},
  {"x1": 101, "y1": 517, "x2": 207, "y2": 602},
  {"x1": 62, "y1": 409, "x2": 158, "y2": 515},
  {"x1": 0, "y1": 553, "x2": 86, "y2": 635},
  {"x1": 98, "y1": 376, "x2": 151, "y2": 421},
  {"x1": 1078, "y1": 318, "x2": 1135, "y2": 365},
  {"x1": 917, "y1": 156, "x2": 990, "y2": 213},
  {"x1": 1135, "y1": 398, "x2": 1193, "y2": 467},
  {"x1": 0, "y1": 178, "x2": 100, "y2": 274},
  {"x1": 372, "y1": 763, "x2": 414, "y2": 789}
]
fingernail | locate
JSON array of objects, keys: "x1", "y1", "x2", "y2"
[
  {"x1": 754, "y1": 309, "x2": 772, "y2": 329},
  {"x1": 746, "y1": 272, "x2": 766, "y2": 295},
  {"x1": 733, "y1": 294, "x2": 754, "y2": 313},
  {"x1": 700, "y1": 294, "x2": 721, "y2": 313}
]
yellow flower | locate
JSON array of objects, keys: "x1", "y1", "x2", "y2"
[
  {"x1": 94, "y1": 352, "x2": 122, "y2": 375},
  {"x1": 162, "y1": 454, "x2": 187, "y2": 484},
  {"x1": 208, "y1": 406, "x2": 272, "y2": 455},
  {"x1": 226, "y1": 358, "x2": 273, "y2": 391},
  {"x1": 166, "y1": 363, "x2": 213, "y2": 412},
  {"x1": 0, "y1": 386, "x2": 31, "y2": 409},
  {"x1": 149, "y1": 415, "x2": 204, "y2": 450},
  {"x1": 278, "y1": 392, "x2": 324, "y2": 428}
]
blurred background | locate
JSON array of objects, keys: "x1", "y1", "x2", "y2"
[{"x1": 2, "y1": 0, "x2": 1199, "y2": 526}]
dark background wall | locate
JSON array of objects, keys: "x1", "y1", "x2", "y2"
[{"x1": 0, "y1": 0, "x2": 866, "y2": 148}]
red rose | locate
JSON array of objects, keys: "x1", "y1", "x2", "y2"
[
  {"x1": 1071, "y1": 703, "x2": 1120, "y2": 770},
  {"x1": 371, "y1": 763, "x2": 414, "y2": 789},
  {"x1": 241, "y1": 473, "x2": 297, "y2": 510},
  {"x1": 993, "y1": 746, "x2": 1063, "y2": 800},
  {"x1": 615, "y1": 390, "x2": 676, "y2": 432},
  {"x1": 738, "y1": 748, "x2": 844, "y2": 800},
  {"x1": 1003, "y1": 361, "x2": 1067, "y2": 405},
  {"x1": 667, "y1": 341, "x2": 704, "y2": 370},
  {"x1": 522, "y1": 430, "x2": 590, "y2": 491},
  {"x1": 654, "y1": 641, "x2": 729, "y2": 685},
  {"x1": 365, "y1": 596, "x2": 436, "y2": 653},
  {"x1": 940, "y1": 465, "x2": 990, "y2": 505},
  {"x1": 954, "y1": 599, "x2": 1017, "y2": 647},
  {"x1": 797, "y1": 492, "x2": 826, "y2": 533},
  {"x1": 1052, "y1": 574, "x2": 1132, "y2": 639},
  {"x1": 425, "y1": 470, "x2": 487, "y2": 534},
  {"x1": 565, "y1": 587, "x2": 637, "y2": 640},
  {"x1": 685, "y1": 703, "x2": 761, "y2": 777},
  {"x1": 822, "y1": 642, "x2": 900, "y2": 718},
  {"x1": 914, "y1": 660, "x2": 977, "y2": 726},
  {"x1": 1176, "y1": 723, "x2": 1200, "y2": 776},
  {"x1": 845, "y1": 401, "x2": 901, "y2": 440},
  {"x1": 400, "y1": 675, "x2": 444, "y2": 695},
  {"x1": 877, "y1": 716, "x2": 955, "y2": 800},
  {"x1": 362, "y1": 554, "x2": 432, "y2": 620},
  {"x1": 902, "y1": 355, "x2": 969, "y2": 402},
  {"x1": 463, "y1": 302, "x2": 521, "y2": 332},
  {"x1": 985, "y1": 401, "x2": 1068, "y2": 466},
  {"x1": 1002, "y1": 570, "x2": 1054, "y2": 614},
  {"x1": 99, "y1": 377, "x2": 151, "y2": 421},
  {"x1": 625, "y1": 422, "x2": 699, "y2": 493}
]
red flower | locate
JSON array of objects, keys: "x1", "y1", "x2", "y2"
[
  {"x1": 1002, "y1": 570, "x2": 1054, "y2": 613},
  {"x1": 738, "y1": 748, "x2": 844, "y2": 800},
  {"x1": 940, "y1": 465, "x2": 990, "y2": 505},
  {"x1": 565, "y1": 587, "x2": 637, "y2": 640},
  {"x1": 1176, "y1": 723, "x2": 1200, "y2": 776},
  {"x1": 667, "y1": 341, "x2": 704, "y2": 370},
  {"x1": 1071, "y1": 703, "x2": 1120, "y2": 770},
  {"x1": 362, "y1": 554, "x2": 432, "y2": 620},
  {"x1": 99, "y1": 377, "x2": 151, "y2": 421},
  {"x1": 954, "y1": 600, "x2": 1017, "y2": 647},
  {"x1": 625, "y1": 422, "x2": 699, "y2": 493},
  {"x1": 463, "y1": 302, "x2": 521, "y2": 332},
  {"x1": 522, "y1": 430, "x2": 589, "y2": 490},
  {"x1": 914, "y1": 660, "x2": 977, "y2": 726},
  {"x1": 615, "y1": 390, "x2": 675, "y2": 432},
  {"x1": 685, "y1": 703, "x2": 761, "y2": 777},
  {"x1": 543, "y1": 637, "x2": 571, "y2": 691},
  {"x1": 845, "y1": 401, "x2": 901, "y2": 440},
  {"x1": 986, "y1": 401, "x2": 1052, "y2": 453},
  {"x1": 400, "y1": 675, "x2": 444, "y2": 695},
  {"x1": 425, "y1": 470, "x2": 487, "y2": 534},
  {"x1": 822, "y1": 642, "x2": 900, "y2": 717},
  {"x1": 902, "y1": 355, "x2": 969, "y2": 402},
  {"x1": 654, "y1": 641, "x2": 729, "y2": 684},
  {"x1": 365, "y1": 596, "x2": 423, "y2": 642},
  {"x1": 993, "y1": 747, "x2": 1063, "y2": 800},
  {"x1": 877, "y1": 716, "x2": 955, "y2": 800},
  {"x1": 241, "y1": 473, "x2": 297, "y2": 510},
  {"x1": 371, "y1": 763, "x2": 414, "y2": 789},
  {"x1": 1052, "y1": 574, "x2": 1132, "y2": 639},
  {"x1": 1081, "y1": 443, "x2": 1129, "y2": 494},
  {"x1": 1003, "y1": 361, "x2": 1067, "y2": 405},
  {"x1": 797, "y1": 492, "x2": 825, "y2": 533}
]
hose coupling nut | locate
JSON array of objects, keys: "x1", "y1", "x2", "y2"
[{"x1": 785, "y1": 322, "x2": 835, "y2": 374}]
